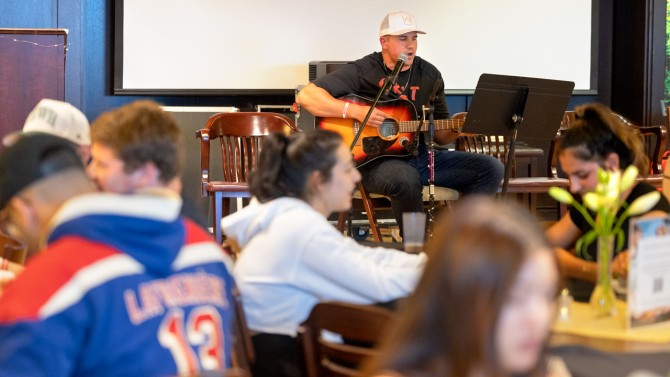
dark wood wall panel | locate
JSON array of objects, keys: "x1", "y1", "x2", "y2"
[{"x1": 0, "y1": 30, "x2": 66, "y2": 140}]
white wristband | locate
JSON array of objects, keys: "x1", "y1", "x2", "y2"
[{"x1": 342, "y1": 102, "x2": 349, "y2": 118}]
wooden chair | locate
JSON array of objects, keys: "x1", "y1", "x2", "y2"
[
  {"x1": 196, "y1": 112, "x2": 298, "y2": 244},
  {"x1": 336, "y1": 183, "x2": 459, "y2": 242},
  {"x1": 607, "y1": 112, "x2": 666, "y2": 188},
  {"x1": 230, "y1": 288, "x2": 255, "y2": 374},
  {"x1": 455, "y1": 111, "x2": 573, "y2": 218},
  {"x1": 633, "y1": 125, "x2": 667, "y2": 189},
  {"x1": 298, "y1": 301, "x2": 395, "y2": 377}
]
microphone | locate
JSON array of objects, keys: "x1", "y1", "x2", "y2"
[{"x1": 383, "y1": 53, "x2": 408, "y2": 96}]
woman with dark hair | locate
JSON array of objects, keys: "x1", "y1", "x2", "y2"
[
  {"x1": 364, "y1": 197, "x2": 560, "y2": 377},
  {"x1": 222, "y1": 129, "x2": 425, "y2": 377},
  {"x1": 546, "y1": 103, "x2": 670, "y2": 301}
]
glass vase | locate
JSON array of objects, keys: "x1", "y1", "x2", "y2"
[{"x1": 589, "y1": 234, "x2": 617, "y2": 317}]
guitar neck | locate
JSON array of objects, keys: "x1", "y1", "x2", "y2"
[{"x1": 397, "y1": 119, "x2": 463, "y2": 133}]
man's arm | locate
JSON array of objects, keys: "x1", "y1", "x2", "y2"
[{"x1": 296, "y1": 83, "x2": 389, "y2": 128}]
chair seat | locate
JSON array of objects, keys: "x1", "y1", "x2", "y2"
[
  {"x1": 206, "y1": 181, "x2": 251, "y2": 194},
  {"x1": 423, "y1": 186, "x2": 460, "y2": 201},
  {"x1": 353, "y1": 186, "x2": 460, "y2": 202},
  {"x1": 344, "y1": 185, "x2": 460, "y2": 242}
]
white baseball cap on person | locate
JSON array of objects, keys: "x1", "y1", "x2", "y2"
[
  {"x1": 2, "y1": 98, "x2": 91, "y2": 147},
  {"x1": 379, "y1": 11, "x2": 426, "y2": 37}
]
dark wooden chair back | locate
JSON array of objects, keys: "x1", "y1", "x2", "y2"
[
  {"x1": 196, "y1": 112, "x2": 298, "y2": 243},
  {"x1": 298, "y1": 302, "x2": 394, "y2": 377},
  {"x1": 635, "y1": 125, "x2": 666, "y2": 175},
  {"x1": 454, "y1": 111, "x2": 573, "y2": 218},
  {"x1": 456, "y1": 133, "x2": 509, "y2": 167},
  {"x1": 230, "y1": 288, "x2": 255, "y2": 373}
]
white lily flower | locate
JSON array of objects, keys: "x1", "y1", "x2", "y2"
[
  {"x1": 583, "y1": 192, "x2": 601, "y2": 211},
  {"x1": 628, "y1": 191, "x2": 661, "y2": 216},
  {"x1": 620, "y1": 165, "x2": 638, "y2": 192},
  {"x1": 604, "y1": 170, "x2": 621, "y2": 200},
  {"x1": 548, "y1": 187, "x2": 574, "y2": 204}
]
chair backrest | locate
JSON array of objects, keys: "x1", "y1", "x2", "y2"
[
  {"x1": 450, "y1": 111, "x2": 467, "y2": 121},
  {"x1": 456, "y1": 134, "x2": 509, "y2": 164},
  {"x1": 196, "y1": 112, "x2": 298, "y2": 194},
  {"x1": 298, "y1": 302, "x2": 395, "y2": 377},
  {"x1": 634, "y1": 125, "x2": 666, "y2": 175},
  {"x1": 559, "y1": 111, "x2": 576, "y2": 130},
  {"x1": 231, "y1": 288, "x2": 255, "y2": 372},
  {"x1": 455, "y1": 111, "x2": 571, "y2": 179}
]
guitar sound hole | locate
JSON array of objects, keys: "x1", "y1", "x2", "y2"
[{"x1": 378, "y1": 120, "x2": 399, "y2": 140}]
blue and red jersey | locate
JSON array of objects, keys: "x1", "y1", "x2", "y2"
[{"x1": 0, "y1": 193, "x2": 235, "y2": 377}]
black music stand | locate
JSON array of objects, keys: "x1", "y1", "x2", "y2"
[{"x1": 461, "y1": 73, "x2": 575, "y2": 194}]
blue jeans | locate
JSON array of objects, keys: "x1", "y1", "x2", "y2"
[{"x1": 359, "y1": 142, "x2": 504, "y2": 231}]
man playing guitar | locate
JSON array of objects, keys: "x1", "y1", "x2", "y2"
[{"x1": 296, "y1": 11, "x2": 504, "y2": 233}]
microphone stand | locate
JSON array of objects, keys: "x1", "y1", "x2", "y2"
[
  {"x1": 342, "y1": 66, "x2": 397, "y2": 238},
  {"x1": 501, "y1": 87, "x2": 529, "y2": 196},
  {"x1": 421, "y1": 78, "x2": 443, "y2": 242},
  {"x1": 349, "y1": 70, "x2": 396, "y2": 151},
  {"x1": 423, "y1": 103, "x2": 437, "y2": 241}
]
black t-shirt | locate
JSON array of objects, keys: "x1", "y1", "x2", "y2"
[{"x1": 312, "y1": 52, "x2": 448, "y2": 121}]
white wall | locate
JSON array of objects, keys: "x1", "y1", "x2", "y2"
[{"x1": 121, "y1": 0, "x2": 592, "y2": 91}]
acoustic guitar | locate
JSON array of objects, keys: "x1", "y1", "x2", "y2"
[{"x1": 316, "y1": 94, "x2": 464, "y2": 167}]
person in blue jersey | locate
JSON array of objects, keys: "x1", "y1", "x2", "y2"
[
  {"x1": 296, "y1": 11, "x2": 504, "y2": 232},
  {"x1": 0, "y1": 134, "x2": 235, "y2": 377}
]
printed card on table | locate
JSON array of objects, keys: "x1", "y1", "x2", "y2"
[{"x1": 626, "y1": 215, "x2": 670, "y2": 328}]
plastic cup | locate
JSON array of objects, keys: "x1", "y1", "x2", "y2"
[{"x1": 402, "y1": 212, "x2": 426, "y2": 253}]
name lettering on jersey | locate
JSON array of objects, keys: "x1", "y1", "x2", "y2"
[{"x1": 124, "y1": 270, "x2": 228, "y2": 325}]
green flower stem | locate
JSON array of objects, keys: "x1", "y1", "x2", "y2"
[{"x1": 591, "y1": 234, "x2": 617, "y2": 317}]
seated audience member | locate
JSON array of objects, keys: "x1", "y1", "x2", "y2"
[
  {"x1": 0, "y1": 134, "x2": 236, "y2": 376},
  {"x1": 0, "y1": 98, "x2": 91, "y2": 280},
  {"x1": 222, "y1": 129, "x2": 426, "y2": 377},
  {"x1": 88, "y1": 100, "x2": 207, "y2": 228},
  {"x1": 3, "y1": 98, "x2": 91, "y2": 164},
  {"x1": 546, "y1": 103, "x2": 670, "y2": 302},
  {"x1": 364, "y1": 197, "x2": 560, "y2": 377}
]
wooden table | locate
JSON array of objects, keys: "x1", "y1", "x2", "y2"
[{"x1": 550, "y1": 300, "x2": 670, "y2": 353}]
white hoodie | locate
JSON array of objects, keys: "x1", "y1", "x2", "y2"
[{"x1": 222, "y1": 197, "x2": 426, "y2": 336}]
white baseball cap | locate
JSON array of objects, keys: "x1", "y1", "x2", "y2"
[
  {"x1": 3, "y1": 99, "x2": 91, "y2": 147},
  {"x1": 379, "y1": 11, "x2": 426, "y2": 37}
]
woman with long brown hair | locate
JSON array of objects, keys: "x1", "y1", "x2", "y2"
[{"x1": 365, "y1": 197, "x2": 560, "y2": 377}]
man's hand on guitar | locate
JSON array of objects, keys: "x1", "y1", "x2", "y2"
[{"x1": 349, "y1": 103, "x2": 388, "y2": 128}]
